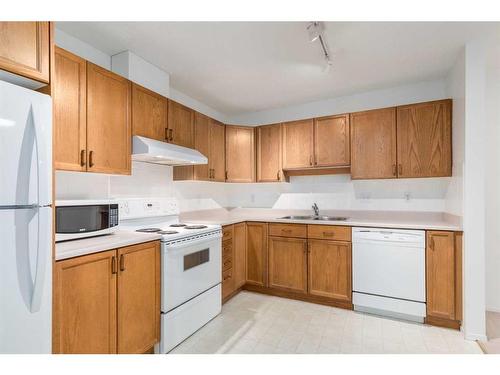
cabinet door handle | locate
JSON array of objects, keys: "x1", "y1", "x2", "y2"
[
  {"x1": 119, "y1": 254, "x2": 125, "y2": 272},
  {"x1": 89, "y1": 151, "x2": 94, "y2": 168},
  {"x1": 164, "y1": 128, "x2": 168, "y2": 141},
  {"x1": 169, "y1": 129, "x2": 173, "y2": 141},
  {"x1": 225, "y1": 171, "x2": 228, "y2": 180},
  {"x1": 398, "y1": 164, "x2": 402, "y2": 176},
  {"x1": 211, "y1": 169, "x2": 214, "y2": 179},
  {"x1": 111, "y1": 256, "x2": 117, "y2": 274},
  {"x1": 392, "y1": 164, "x2": 397, "y2": 176},
  {"x1": 430, "y1": 238, "x2": 435, "y2": 251},
  {"x1": 80, "y1": 150, "x2": 86, "y2": 167},
  {"x1": 309, "y1": 155, "x2": 313, "y2": 166},
  {"x1": 277, "y1": 171, "x2": 280, "y2": 181}
]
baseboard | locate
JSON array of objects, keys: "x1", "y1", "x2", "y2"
[
  {"x1": 465, "y1": 332, "x2": 489, "y2": 342},
  {"x1": 425, "y1": 315, "x2": 461, "y2": 330},
  {"x1": 243, "y1": 284, "x2": 353, "y2": 310}
]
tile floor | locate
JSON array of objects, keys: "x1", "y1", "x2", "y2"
[{"x1": 170, "y1": 291, "x2": 482, "y2": 354}]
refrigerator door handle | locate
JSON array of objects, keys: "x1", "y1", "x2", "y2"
[
  {"x1": 31, "y1": 103, "x2": 51, "y2": 205},
  {"x1": 30, "y1": 207, "x2": 50, "y2": 313}
]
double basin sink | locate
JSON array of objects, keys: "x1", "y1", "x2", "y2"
[{"x1": 278, "y1": 215, "x2": 348, "y2": 221}]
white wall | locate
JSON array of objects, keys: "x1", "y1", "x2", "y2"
[{"x1": 227, "y1": 79, "x2": 448, "y2": 126}]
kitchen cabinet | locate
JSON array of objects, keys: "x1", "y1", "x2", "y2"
[
  {"x1": 53, "y1": 250, "x2": 117, "y2": 354},
  {"x1": 193, "y1": 114, "x2": 226, "y2": 181},
  {"x1": 117, "y1": 242, "x2": 160, "y2": 354},
  {"x1": 256, "y1": 124, "x2": 282, "y2": 182},
  {"x1": 53, "y1": 47, "x2": 87, "y2": 171},
  {"x1": 225, "y1": 125, "x2": 256, "y2": 182},
  {"x1": 132, "y1": 83, "x2": 167, "y2": 141},
  {"x1": 350, "y1": 107, "x2": 397, "y2": 179},
  {"x1": 308, "y1": 239, "x2": 351, "y2": 302},
  {"x1": 314, "y1": 114, "x2": 350, "y2": 167},
  {"x1": 282, "y1": 119, "x2": 314, "y2": 169},
  {"x1": 0, "y1": 22, "x2": 51, "y2": 83},
  {"x1": 397, "y1": 100, "x2": 452, "y2": 178},
  {"x1": 268, "y1": 236, "x2": 308, "y2": 294},
  {"x1": 246, "y1": 222, "x2": 268, "y2": 287},
  {"x1": 87, "y1": 62, "x2": 131, "y2": 175},
  {"x1": 233, "y1": 222, "x2": 247, "y2": 289},
  {"x1": 53, "y1": 241, "x2": 161, "y2": 354},
  {"x1": 426, "y1": 231, "x2": 462, "y2": 328},
  {"x1": 167, "y1": 99, "x2": 194, "y2": 148}
]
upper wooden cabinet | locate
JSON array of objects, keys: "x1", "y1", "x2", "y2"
[
  {"x1": 225, "y1": 125, "x2": 255, "y2": 182},
  {"x1": 0, "y1": 22, "x2": 51, "y2": 83},
  {"x1": 350, "y1": 107, "x2": 397, "y2": 179},
  {"x1": 314, "y1": 114, "x2": 350, "y2": 167},
  {"x1": 117, "y1": 242, "x2": 160, "y2": 354},
  {"x1": 167, "y1": 99, "x2": 194, "y2": 148},
  {"x1": 397, "y1": 100, "x2": 452, "y2": 178},
  {"x1": 308, "y1": 239, "x2": 351, "y2": 302},
  {"x1": 87, "y1": 62, "x2": 131, "y2": 175},
  {"x1": 132, "y1": 83, "x2": 167, "y2": 141},
  {"x1": 256, "y1": 124, "x2": 282, "y2": 182},
  {"x1": 193, "y1": 114, "x2": 226, "y2": 181},
  {"x1": 426, "y1": 231, "x2": 461, "y2": 326},
  {"x1": 53, "y1": 47, "x2": 86, "y2": 171},
  {"x1": 53, "y1": 250, "x2": 117, "y2": 354},
  {"x1": 268, "y1": 236, "x2": 308, "y2": 294},
  {"x1": 282, "y1": 119, "x2": 314, "y2": 169},
  {"x1": 246, "y1": 222, "x2": 268, "y2": 287}
]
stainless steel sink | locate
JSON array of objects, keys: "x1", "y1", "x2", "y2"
[{"x1": 278, "y1": 215, "x2": 348, "y2": 221}]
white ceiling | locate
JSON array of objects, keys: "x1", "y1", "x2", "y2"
[{"x1": 57, "y1": 22, "x2": 499, "y2": 115}]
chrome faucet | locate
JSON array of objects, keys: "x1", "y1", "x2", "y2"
[{"x1": 312, "y1": 203, "x2": 319, "y2": 217}]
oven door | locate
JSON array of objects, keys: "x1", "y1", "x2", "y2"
[{"x1": 161, "y1": 233, "x2": 222, "y2": 312}]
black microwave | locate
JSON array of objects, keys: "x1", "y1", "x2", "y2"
[{"x1": 55, "y1": 201, "x2": 119, "y2": 242}]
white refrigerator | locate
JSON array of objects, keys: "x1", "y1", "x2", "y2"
[{"x1": 0, "y1": 79, "x2": 52, "y2": 353}]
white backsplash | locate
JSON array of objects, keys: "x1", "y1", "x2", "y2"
[{"x1": 56, "y1": 162, "x2": 453, "y2": 213}]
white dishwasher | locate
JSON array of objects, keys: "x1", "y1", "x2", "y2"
[{"x1": 352, "y1": 227, "x2": 426, "y2": 322}]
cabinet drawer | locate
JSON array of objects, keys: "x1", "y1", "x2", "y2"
[
  {"x1": 222, "y1": 256, "x2": 233, "y2": 272},
  {"x1": 222, "y1": 226, "x2": 233, "y2": 241},
  {"x1": 307, "y1": 225, "x2": 351, "y2": 241},
  {"x1": 223, "y1": 242, "x2": 233, "y2": 258},
  {"x1": 269, "y1": 223, "x2": 307, "y2": 238}
]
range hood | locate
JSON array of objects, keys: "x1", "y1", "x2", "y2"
[{"x1": 132, "y1": 136, "x2": 208, "y2": 166}]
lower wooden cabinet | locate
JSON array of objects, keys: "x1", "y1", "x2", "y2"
[
  {"x1": 268, "y1": 236, "x2": 307, "y2": 293},
  {"x1": 426, "y1": 231, "x2": 462, "y2": 328},
  {"x1": 308, "y1": 239, "x2": 351, "y2": 302},
  {"x1": 233, "y1": 222, "x2": 247, "y2": 289},
  {"x1": 222, "y1": 223, "x2": 247, "y2": 302},
  {"x1": 246, "y1": 222, "x2": 268, "y2": 287},
  {"x1": 53, "y1": 241, "x2": 160, "y2": 354}
]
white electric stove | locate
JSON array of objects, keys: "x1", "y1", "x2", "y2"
[{"x1": 119, "y1": 198, "x2": 222, "y2": 354}]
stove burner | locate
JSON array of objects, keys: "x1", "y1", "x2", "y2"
[
  {"x1": 157, "y1": 230, "x2": 179, "y2": 235},
  {"x1": 169, "y1": 223, "x2": 187, "y2": 227},
  {"x1": 184, "y1": 225, "x2": 208, "y2": 230},
  {"x1": 136, "y1": 228, "x2": 161, "y2": 233}
]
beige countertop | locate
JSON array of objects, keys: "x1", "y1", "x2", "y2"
[
  {"x1": 55, "y1": 230, "x2": 161, "y2": 261},
  {"x1": 180, "y1": 208, "x2": 462, "y2": 231}
]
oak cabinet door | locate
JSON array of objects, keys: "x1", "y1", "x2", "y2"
[
  {"x1": 308, "y1": 240, "x2": 351, "y2": 301},
  {"x1": 246, "y1": 222, "x2": 268, "y2": 287},
  {"x1": 256, "y1": 124, "x2": 282, "y2": 182},
  {"x1": 397, "y1": 100, "x2": 452, "y2": 178},
  {"x1": 53, "y1": 47, "x2": 87, "y2": 171},
  {"x1": 0, "y1": 22, "x2": 50, "y2": 83},
  {"x1": 87, "y1": 63, "x2": 131, "y2": 175},
  {"x1": 53, "y1": 250, "x2": 117, "y2": 354},
  {"x1": 225, "y1": 126, "x2": 255, "y2": 182},
  {"x1": 233, "y1": 222, "x2": 247, "y2": 289},
  {"x1": 209, "y1": 119, "x2": 226, "y2": 182},
  {"x1": 282, "y1": 119, "x2": 314, "y2": 169},
  {"x1": 426, "y1": 231, "x2": 456, "y2": 320},
  {"x1": 132, "y1": 83, "x2": 167, "y2": 141},
  {"x1": 350, "y1": 107, "x2": 397, "y2": 179},
  {"x1": 117, "y1": 241, "x2": 160, "y2": 354},
  {"x1": 167, "y1": 99, "x2": 194, "y2": 148},
  {"x1": 314, "y1": 114, "x2": 350, "y2": 167},
  {"x1": 193, "y1": 112, "x2": 211, "y2": 180},
  {"x1": 268, "y1": 237, "x2": 308, "y2": 293}
]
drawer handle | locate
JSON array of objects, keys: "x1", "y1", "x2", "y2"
[
  {"x1": 323, "y1": 232, "x2": 335, "y2": 237},
  {"x1": 282, "y1": 229, "x2": 292, "y2": 232}
]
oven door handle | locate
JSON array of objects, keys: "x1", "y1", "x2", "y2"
[{"x1": 163, "y1": 234, "x2": 222, "y2": 250}]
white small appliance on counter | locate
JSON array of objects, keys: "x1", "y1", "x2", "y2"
[
  {"x1": 118, "y1": 197, "x2": 222, "y2": 353},
  {"x1": 55, "y1": 199, "x2": 119, "y2": 242},
  {"x1": 352, "y1": 227, "x2": 426, "y2": 323}
]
